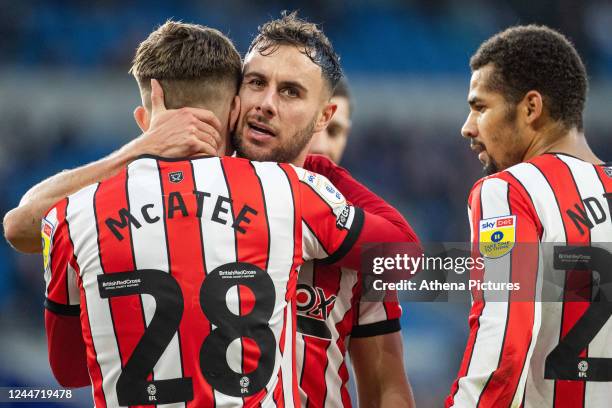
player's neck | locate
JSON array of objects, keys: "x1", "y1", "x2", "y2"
[
  {"x1": 523, "y1": 126, "x2": 603, "y2": 165},
  {"x1": 293, "y1": 150, "x2": 308, "y2": 167}
]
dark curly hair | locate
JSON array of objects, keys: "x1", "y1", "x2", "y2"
[
  {"x1": 248, "y1": 11, "x2": 342, "y2": 92},
  {"x1": 471, "y1": 25, "x2": 587, "y2": 130}
]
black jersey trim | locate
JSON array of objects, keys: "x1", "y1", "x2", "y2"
[
  {"x1": 351, "y1": 318, "x2": 401, "y2": 338},
  {"x1": 44, "y1": 298, "x2": 80, "y2": 316},
  {"x1": 319, "y1": 207, "x2": 364, "y2": 266}
]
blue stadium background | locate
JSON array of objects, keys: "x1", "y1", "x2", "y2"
[{"x1": 1, "y1": 1, "x2": 611, "y2": 406}]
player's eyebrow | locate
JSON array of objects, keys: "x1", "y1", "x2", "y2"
[
  {"x1": 243, "y1": 70, "x2": 307, "y2": 94},
  {"x1": 278, "y1": 79, "x2": 307, "y2": 95},
  {"x1": 243, "y1": 71, "x2": 265, "y2": 81},
  {"x1": 467, "y1": 96, "x2": 484, "y2": 107}
]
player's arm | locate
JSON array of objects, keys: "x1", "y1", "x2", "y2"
[
  {"x1": 42, "y1": 199, "x2": 89, "y2": 387},
  {"x1": 45, "y1": 311, "x2": 89, "y2": 387},
  {"x1": 294, "y1": 166, "x2": 416, "y2": 270},
  {"x1": 350, "y1": 331, "x2": 415, "y2": 408},
  {"x1": 4, "y1": 79, "x2": 222, "y2": 253},
  {"x1": 340, "y1": 207, "x2": 418, "y2": 270},
  {"x1": 303, "y1": 154, "x2": 418, "y2": 240},
  {"x1": 446, "y1": 177, "x2": 541, "y2": 408},
  {"x1": 349, "y1": 296, "x2": 414, "y2": 408},
  {"x1": 303, "y1": 156, "x2": 417, "y2": 406},
  {"x1": 4, "y1": 151, "x2": 132, "y2": 253}
]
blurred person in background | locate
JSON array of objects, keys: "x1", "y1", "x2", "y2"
[
  {"x1": 446, "y1": 25, "x2": 611, "y2": 408},
  {"x1": 4, "y1": 12, "x2": 417, "y2": 408},
  {"x1": 308, "y1": 77, "x2": 352, "y2": 164},
  {"x1": 306, "y1": 76, "x2": 415, "y2": 408}
]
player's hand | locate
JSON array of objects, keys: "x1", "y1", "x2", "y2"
[{"x1": 129, "y1": 79, "x2": 223, "y2": 158}]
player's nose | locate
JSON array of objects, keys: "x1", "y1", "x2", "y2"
[
  {"x1": 461, "y1": 112, "x2": 478, "y2": 139},
  {"x1": 256, "y1": 88, "x2": 278, "y2": 118}
]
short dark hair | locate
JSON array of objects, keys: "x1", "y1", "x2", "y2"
[
  {"x1": 130, "y1": 20, "x2": 242, "y2": 110},
  {"x1": 471, "y1": 25, "x2": 587, "y2": 130},
  {"x1": 248, "y1": 11, "x2": 342, "y2": 92}
]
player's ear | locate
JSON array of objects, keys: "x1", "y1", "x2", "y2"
[
  {"x1": 229, "y1": 95, "x2": 240, "y2": 133},
  {"x1": 314, "y1": 101, "x2": 337, "y2": 133},
  {"x1": 134, "y1": 105, "x2": 150, "y2": 132},
  {"x1": 522, "y1": 90, "x2": 544, "y2": 125}
]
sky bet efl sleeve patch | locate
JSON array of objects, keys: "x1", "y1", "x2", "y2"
[
  {"x1": 478, "y1": 215, "x2": 516, "y2": 258},
  {"x1": 299, "y1": 169, "x2": 346, "y2": 207},
  {"x1": 298, "y1": 169, "x2": 357, "y2": 230},
  {"x1": 42, "y1": 208, "x2": 58, "y2": 276}
]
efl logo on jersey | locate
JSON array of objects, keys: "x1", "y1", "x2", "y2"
[
  {"x1": 479, "y1": 215, "x2": 516, "y2": 258},
  {"x1": 300, "y1": 170, "x2": 345, "y2": 206},
  {"x1": 42, "y1": 218, "x2": 56, "y2": 271},
  {"x1": 323, "y1": 182, "x2": 345, "y2": 205},
  {"x1": 604, "y1": 166, "x2": 612, "y2": 178},
  {"x1": 168, "y1": 171, "x2": 183, "y2": 183}
]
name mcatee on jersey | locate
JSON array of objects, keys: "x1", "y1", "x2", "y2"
[{"x1": 105, "y1": 189, "x2": 258, "y2": 241}]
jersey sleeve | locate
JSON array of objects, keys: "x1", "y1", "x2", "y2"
[
  {"x1": 351, "y1": 290, "x2": 402, "y2": 338},
  {"x1": 294, "y1": 166, "x2": 365, "y2": 264},
  {"x1": 446, "y1": 175, "x2": 542, "y2": 408},
  {"x1": 304, "y1": 154, "x2": 418, "y2": 240},
  {"x1": 43, "y1": 198, "x2": 80, "y2": 316},
  {"x1": 303, "y1": 154, "x2": 412, "y2": 338}
]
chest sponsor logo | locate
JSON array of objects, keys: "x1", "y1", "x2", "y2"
[{"x1": 296, "y1": 284, "x2": 336, "y2": 339}]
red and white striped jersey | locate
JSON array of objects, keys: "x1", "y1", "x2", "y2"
[
  {"x1": 447, "y1": 153, "x2": 612, "y2": 408},
  {"x1": 293, "y1": 154, "x2": 411, "y2": 408},
  {"x1": 42, "y1": 155, "x2": 365, "y2": 408},
  {"x1": 295, "y1": 262, "x2": 402, "y2": 408}
]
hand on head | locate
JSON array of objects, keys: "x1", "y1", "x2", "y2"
[{"x1": 131, "y1": 79, "x2": 224, "y2": 158}]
